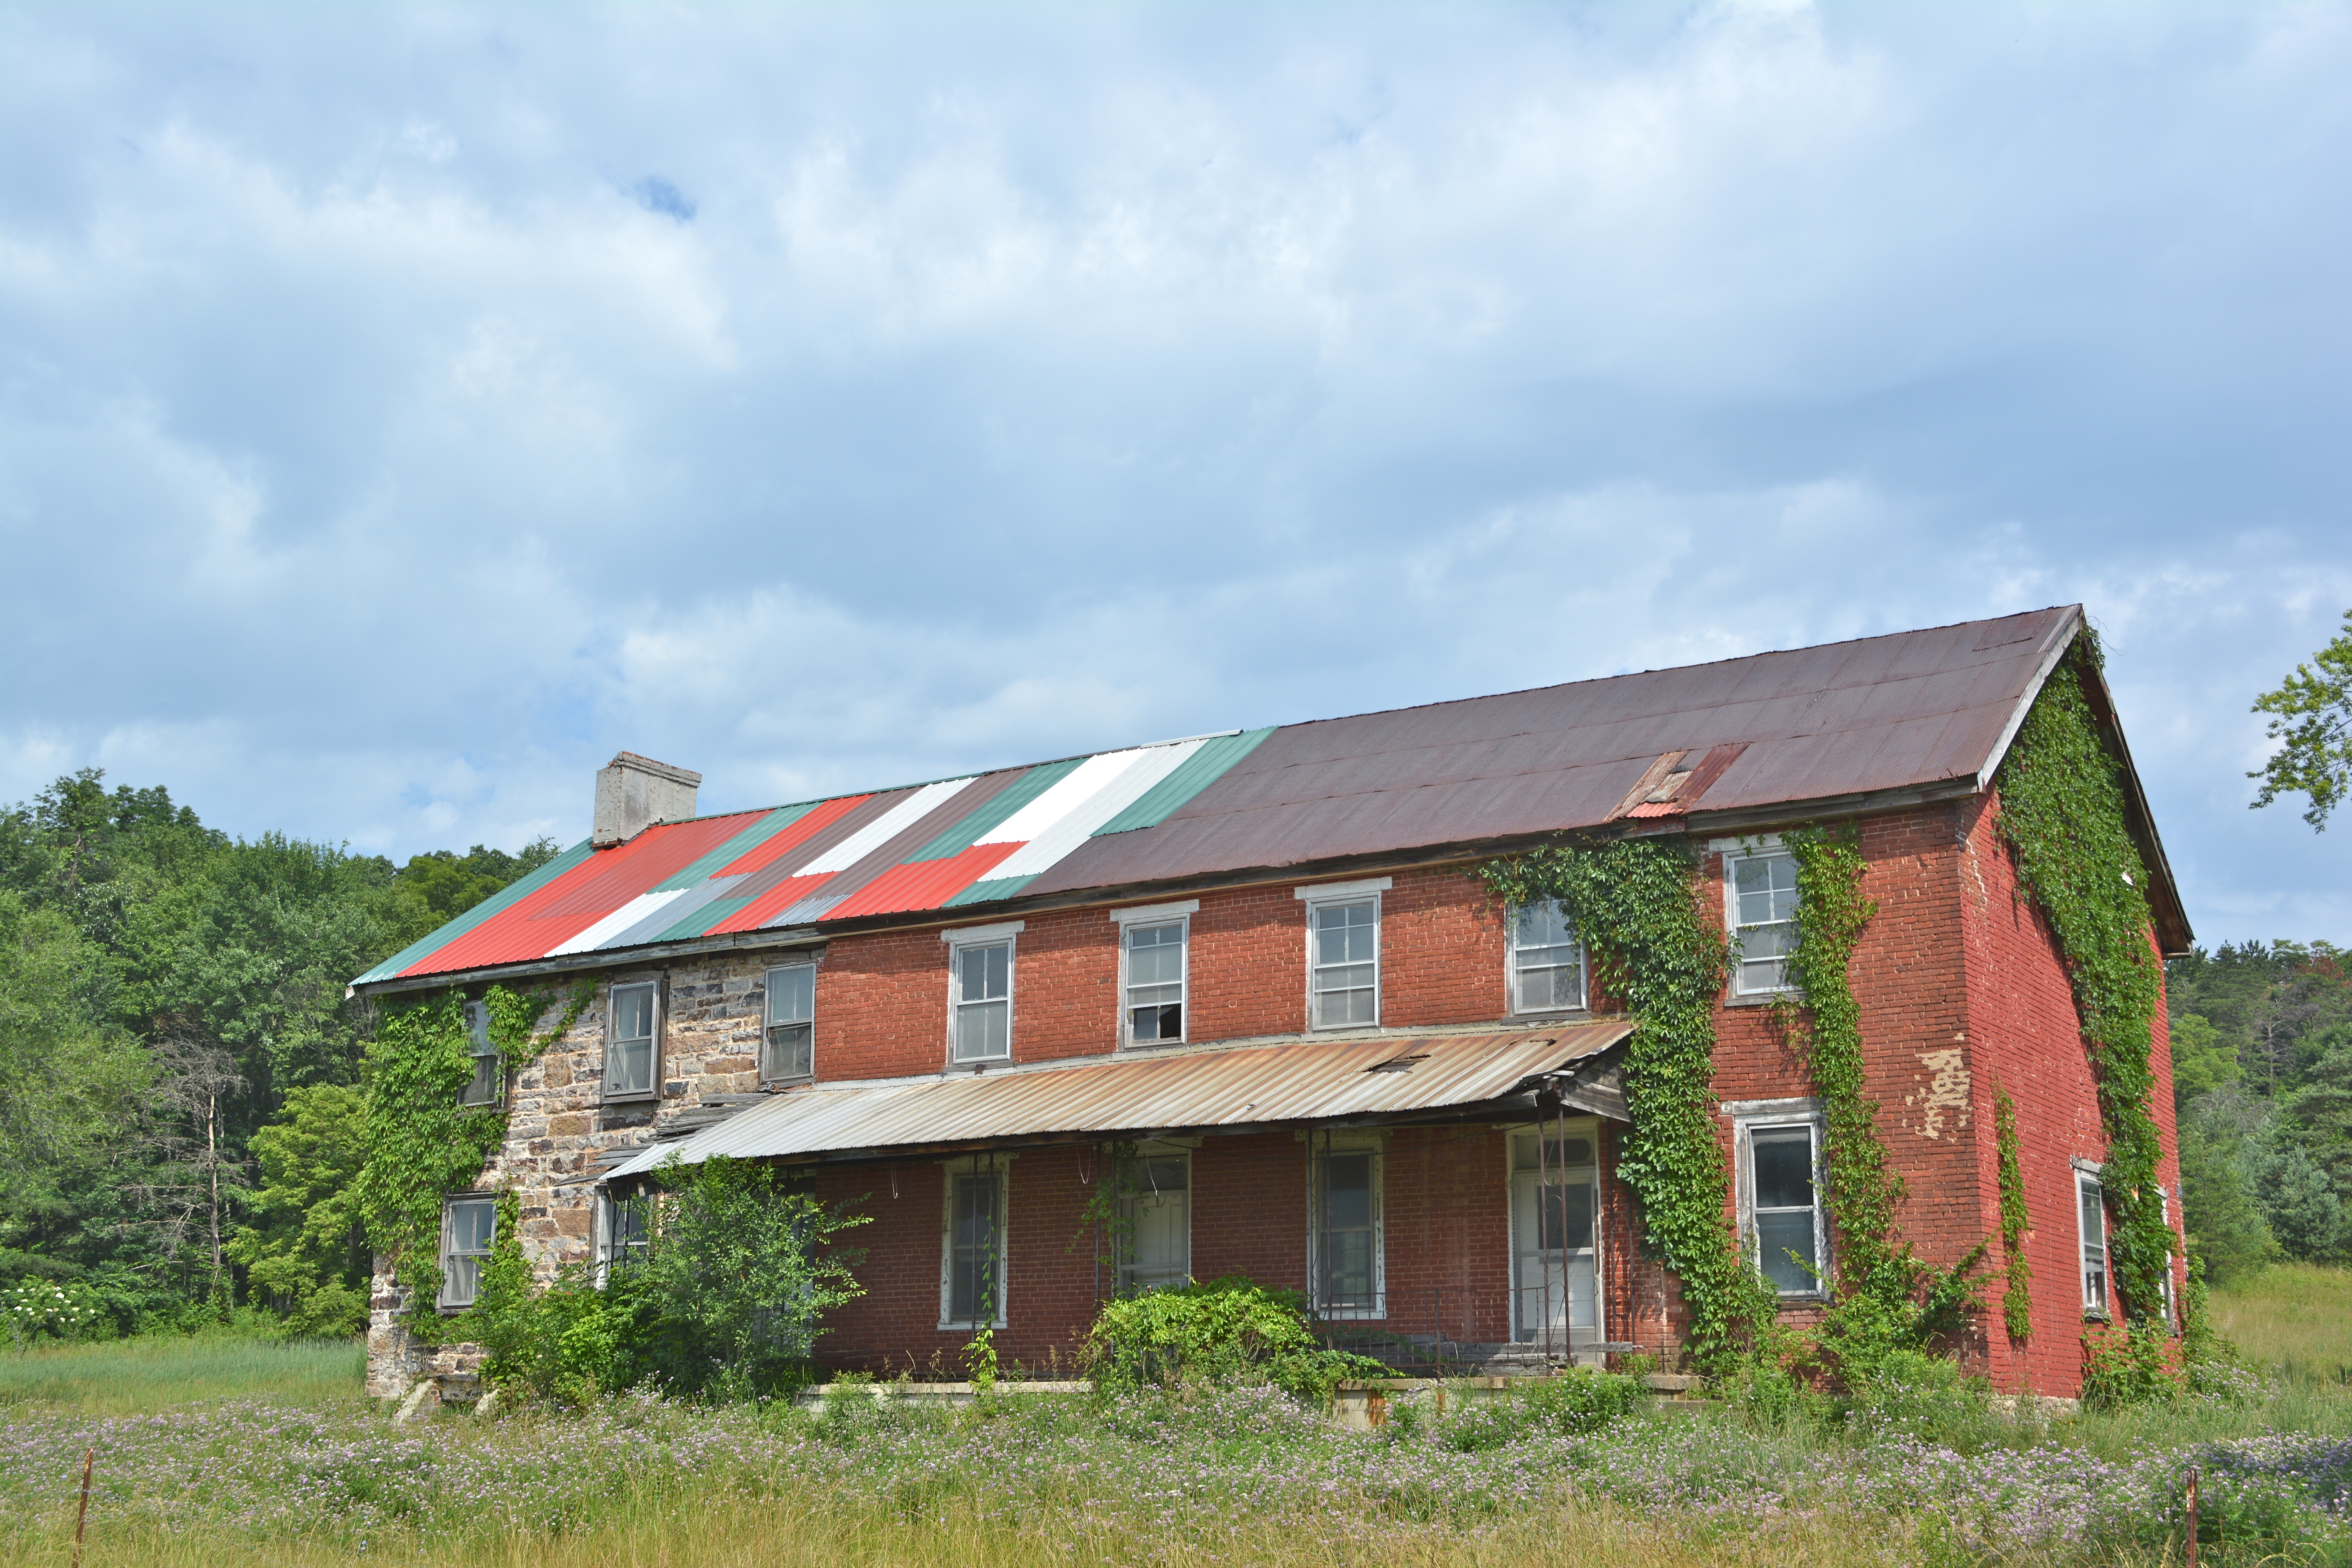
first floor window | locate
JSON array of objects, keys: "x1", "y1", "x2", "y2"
[
  {"x1": 439, "y1": 1196, "x2": 495, "y2": 1309},
  {"x1": 1510, "y1": 901, "x2": 1588, "y2": 1013},
  {"x1": 943, "y1": 1161, "x2": 1007, "y2": 1327},
  {"x1": 1124, "y1": 919, "x2": 1187, "y2": 1044},
  {"x1": 1746, "y1": 1120, "x2": 1825, "y2": 1295},
  {"x1": 598, "y1": 1190, "x2": 649, "y2": 1280},
  {"x1": 460, "y1": 1000, "x2": 502, "y2": 1107},
  {"x1": 1309, "y1": 898, "x2": 1379, "y2": 1029},
  {"x1": 2079, "y1": 1173, "x2": 2109, "y2": 1316},
  {"x1": 1310, "y1": 1142, "x2": 1383, "y2": 1317},
  {"x1": 952, "y1": 940, "x2": 1012, "y2": 1063},
  {"x1": 764, "y1": 962, "x2": 816, "y2": 1082},
  {"x1": 1116, "y1": 1148, "x2": 1191, "y2": 1293},
  {"x1": 1729, "y1": 851, "x2": 1800, "y2": 995},
  {"x1": 606, "y1": 981, "x2": 659, "y2": 1100}
]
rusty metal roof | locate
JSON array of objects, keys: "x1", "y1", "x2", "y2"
[
  {"x1": 600, "y1": 1021, "x2": 1632, "y2": 1178},
  {"x1": 355, "y1": 603, "x2": 2190, "y2": 990}
]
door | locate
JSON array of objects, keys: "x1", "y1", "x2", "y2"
[
  {"x1": 1119, "y1": 1153, "x2": 1191, "y2": 1293},
  {"x1": 1511, "y1": 1145, "x2": 1598, "y2": 1343}
]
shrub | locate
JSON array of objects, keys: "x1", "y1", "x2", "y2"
[
  {"x1": 1085, "y1": 1275, "x2": 1385, "y2": 1398},
  {"x1": 1840, "y1": 1348, "x2": 1998, "y2": 1450}
]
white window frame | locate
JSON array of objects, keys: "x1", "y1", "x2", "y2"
[
  {"x1": 942, "y1": 922, "x2": 1021, "y2": 1067},
  {"x1": 593, "y1": 1187, "x2": 649, "y2": 1288},
  {"x1": 939, "y1": 1154, "x2": 1011, "y2": 1330},
  {"x1": 762, "y1": 961, "x2": 817, "y2": 1084},
  {"x1": 604, "y1": 979, "x2": 662, "y2": 1103},
  {"x1": 437, "y1": 1193, "x2": 496, "y2": 1310},
  {"x1": 1506, "y1": 899, "x2": 1590, "y2": 1015},
  {"x1": 1113, "y1": 902, "x2": 1196, "y2": 1048},
  {"x1": 459, "y1": 999, "x2": 503, "y2": 1107},
  {"x1": 2156, "y1": 1185, "x2": 2179, "y2": 1331},
  {"x1": 1297, "y1": 878, "x2": 1388, "y2": 1032},
  {"x1": 1729, "y1": 1098, "x2": 1829, "y2": 1300},
  {"x1": 1306, "y1": 1131, "x2": 1386, "y2": 1320},
  {"x1": 2077, "y1": 1166, "x2": 2110, "y2": 1318},
  {"x1": 1504, "y1": 1120, "x2": 1604, "y2": 1343},
  {"x1": 1722, "y1": 839, "x2": 1801, "y2": 998}
]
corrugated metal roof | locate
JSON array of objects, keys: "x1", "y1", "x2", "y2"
[
  {"x1": 601, "y1": 1022, "x2": 1632, "y2": 1178},
  {"x1": 355, "y1": 604, "x2": 2186, "y2": 990}
]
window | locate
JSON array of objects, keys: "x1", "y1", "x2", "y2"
[
  {"x1": 606, "y1": 981, "x2": 659, "y2": 1101},
  {"x1": 1123, "y1": 920, "x2": 1188, "y2": 1045},
  {"x1": 1309, "y1": 899, "x2": 1379, "y2": 1029},
  {"x1": 1510, "y1": 901, "x2": 1588, "y2": 1013},
  {"x1": 763, "y1": 962, "x2": 816, "y2": 1083},
  {"x1": 2079, "y1": 1173, "x2": 2109, "y2": 1316},
  {"x1": 596, "y1": 1190, "x2": 649, "y2": 1285},
  {"x1": 2156, "y1": 1187, "x2": 2179, "y2": 1330},
  {"x1": 439, "y1": 1196, "x2": 495, "y2": 1309},
  {"x1": 942, "y1": 1160, "x2": 1008, "y2": 1327},
  {"x1": 1116, "y1": 1147, "x2": 1191, "y2": 1293},
  {"x1": 1728, "y1": 849, "x2": 1801, "y2": 995},
  {"x1": 1309, "y1": 1140, "x2": 1384, "y2": 1318},
  {"x1": 951, "y1": 940, "x2": 1013, "y2": 1063},
  {"x1": 1742, "y1": 1118, "x2": 1826, "y2": 1296},
  {"x1": 459, "y1": 1000, "x2": 501, "y2": 1107}
]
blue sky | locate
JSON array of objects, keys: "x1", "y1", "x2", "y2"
[{"x1": 2, "y1": 1, "x2": 2347, "y2": 945}]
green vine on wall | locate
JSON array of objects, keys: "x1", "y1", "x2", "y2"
[
  {"x1": 1774, "y1": 827, "x2": 1900, "y2": 1281},
  {"x1": 1774, "y1": 828, "x2": 1984, "y2": 1379},
  {"x1": 1993, "y1": 1084, "x2": 2034, "y2": 1343},
  {"x1": 1992, "y1": 640, "x2": 2172, "y2": 1330},
  {"x1": 353, "y1": 978, "x2": 594, "y2": 1327},
  {"x1": 1477, "y1": 837, "x2": 1764, "y2": 1371}
]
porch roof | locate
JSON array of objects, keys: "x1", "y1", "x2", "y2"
[{"x1": 599, "y1": 1019, "x2": 1633, "y2": 1180}]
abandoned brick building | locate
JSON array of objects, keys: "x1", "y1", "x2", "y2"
[{"x1": 357, "y1": 605, "x2": 2190, "y2": 1399}]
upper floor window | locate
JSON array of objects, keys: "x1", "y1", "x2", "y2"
[
  {"x1": 606, "y1": 981, "x2": 659, "y2": 1102},
  {"x1": 1306, "y1": 895, "x2": 1380, "y2": 1029},
  {"x1": 1510, "y1": 901, "x2": 1588, "y2": 1013},
  {"x1": 763, "y1": 962, "x2": 816, "y2": 1083},
  {"x1": 438, "y1": 1195, "x2": 495, "y2": 1309},
  {"x1": 1728, "y1": 849, "x2": 1800, "y2": 995},
  {"x1": 460, "y1": 1000, "x2": 502, "y2": 1107},
  {"x1": 1124, "y1": 920, "x2": 1188, "y2": 1045},
  {"x1": 949, "y1": 933, "x2": 1014, "y2": 1064},
  {"x1": 2079, "y1": 1172, "x2": 2109, "y2": 1317}
]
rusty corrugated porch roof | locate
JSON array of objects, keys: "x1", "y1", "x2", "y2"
[{"x1": 599, "y1": 1021, "x2": 1634, "y2": 1179}]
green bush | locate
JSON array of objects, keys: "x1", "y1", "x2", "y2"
[
  {"x1": 457, "y1": 1157, "x2": 868, "y2": 1406},
  {"x1": 1084, "y1": 1275, "x2": 1385, "y2": 1398},
  {"x1": 1839, "y1": 1348, "x2": 1998, "y2": 1450}
]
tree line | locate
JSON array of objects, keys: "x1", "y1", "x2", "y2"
[{"x1": 0, "y1": 768, "x2": 553, "y2": 1336}]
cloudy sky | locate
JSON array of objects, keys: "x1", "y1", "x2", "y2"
[{"x1": 2, "y1": 1, "x2": 2347, "y2": 944}]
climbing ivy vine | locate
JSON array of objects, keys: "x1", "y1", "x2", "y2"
[
  {"x1": 1477, "y1": 837, "x2": 1764, "y2": 1370},
  {"x1": 1774, "y1": 827, "x2": 1984, "y2": 1379},
  {"x1": 1991, "y1": 640, "x2": 2172, "y2": 1331},
  {"x1": 353, "y1": 978, "x2": 593, "y2": 1325},
  {"x1": 1994, "y1": 1083, "x2": 2034, "y2": 1343}
]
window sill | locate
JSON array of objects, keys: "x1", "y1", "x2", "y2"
[
  {"x1": 938, "y1": 1319, "x2": 1009, "y2": 1332},
  {"x1": 1772, "y1": 1292, "x2": 1831, "y2": 1307},
  {"x1": 601, "y1": 1093, "x2": 658, "y2": 1108},
  {"x1": 1511, "y1": 1007, "x2": 1595, "y2": 1024},
  {"x1": 1724, "y1": 989, "x2": 1797, "y2": 1008},
  {"x1": 1116, "y1": 1037, "x2": 1189, "y2": 1053},
  {"x1": 760, "y1": 1076, "x2": 814, "y2": 1091},
  {"x1": 1314, "y1": 1308, "x2": 1387, "y2": 1322},
  {"x1": 947, "y1": 1057, "x2": 1013, "y2": 1074}
]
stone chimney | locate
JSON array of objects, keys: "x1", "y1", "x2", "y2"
[{"x1": 593, "y1": 753, "x2": 702, "y2": 848}]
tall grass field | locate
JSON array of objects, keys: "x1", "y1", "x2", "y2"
[{"x1": 3, "y1": 1270, "x2": 2348, "y2": 1568}]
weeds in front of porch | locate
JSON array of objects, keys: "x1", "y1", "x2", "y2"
[{"x1": 9, "y1": 1378, "x2": 2350, "y2": 1567}]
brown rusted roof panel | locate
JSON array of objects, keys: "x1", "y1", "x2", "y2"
[
  {"x1": 602, "y1": 1022, "x2": 1633, "y2": 1176},
  {"x1": 1025, "y1": 606, "x2": 2080, "y2": 894}
]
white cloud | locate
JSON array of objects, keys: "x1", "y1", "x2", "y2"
[{"x1": 0, "y1": 1, "x2": 2346, "y2": 940}]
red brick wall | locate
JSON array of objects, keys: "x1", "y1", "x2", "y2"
[
  {"x1": 1955, "y1": 790, "x2": 2184, "y2": 1396},
  {"x1": 814, "y1": 866, "x2": 1515, "y2": 1080}
]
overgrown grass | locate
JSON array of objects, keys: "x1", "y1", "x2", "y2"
[
  {"x1": 2213, "y1": 1264, "x2": 2352, "y2": 1386},
  {"x1": 0, "y1": 1334, "x2": 365, "y2": 1414}
]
